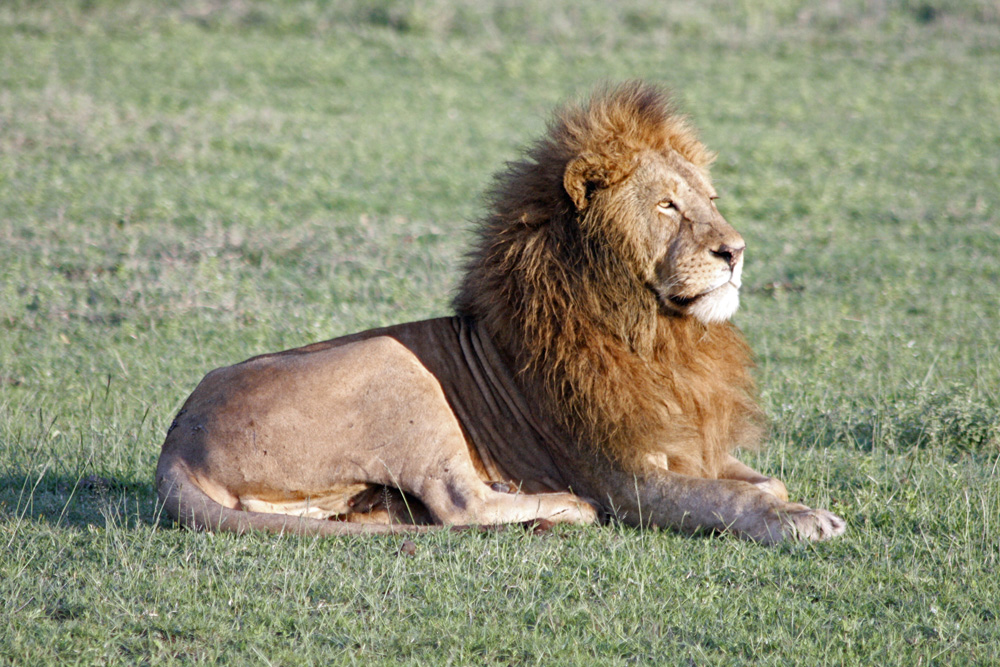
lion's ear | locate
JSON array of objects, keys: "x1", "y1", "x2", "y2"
[{"x1": 564, "y1": 153, "x2": 607, "y2": 211}]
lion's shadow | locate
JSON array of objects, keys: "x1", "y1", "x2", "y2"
[{"x1": 0, "y1": 471, "x2": 163, "y2": 530}]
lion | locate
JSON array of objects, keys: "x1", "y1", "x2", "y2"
[{"x1": 156, "y1": 82, "x2": 846, "y2": 544}]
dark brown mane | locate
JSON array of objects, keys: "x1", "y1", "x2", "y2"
[{"x1": 454, "y1": 82, "x2": 762, "y2": 478}]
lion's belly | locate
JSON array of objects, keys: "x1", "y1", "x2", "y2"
[{"x1": 237, "y1": 484, "x2": 369, "y2": 519}]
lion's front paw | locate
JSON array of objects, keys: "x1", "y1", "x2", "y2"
[
  {"x1": 553, "y1": 497, "x2": 600, "y2": 525},
  {"x1": 776, "y1": 504, "x2": 846, "y2": 543},
  {"x1": 753, "y1": 477, "x2": 789, "y2": 502}
]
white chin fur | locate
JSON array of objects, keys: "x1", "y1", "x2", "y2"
[{"x1": 690, "y1": 284, "x2": 740, "y2": 324}]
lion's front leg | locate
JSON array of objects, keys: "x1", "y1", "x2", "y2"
[
  {"x1": 600, "y1": 467, "x2": 845, "y2": 544},
  {"x1": 719, "y1": 454, "x2": 789, "y2": 502}
]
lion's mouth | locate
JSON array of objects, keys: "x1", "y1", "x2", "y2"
[
  {"x1": 667, "y1": 294, "x2": 700, "y2": 308},
  {"x1": 665, "y1": 280, "x2": 738, "y2": 309}
]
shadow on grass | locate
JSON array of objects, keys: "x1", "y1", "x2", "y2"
[{"x1": 0, "y1": 471, "x2": 162, "y2": 530}]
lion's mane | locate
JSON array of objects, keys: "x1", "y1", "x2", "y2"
[{"x1": 454, "y1": 82, "x2": 763, "y2": 478}]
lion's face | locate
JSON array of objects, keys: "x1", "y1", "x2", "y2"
[{"x1": 621, "y1": 149, "x2": 745, "y2": 325}]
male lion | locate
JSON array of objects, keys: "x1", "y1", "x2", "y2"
[{"x1": 157, "y1": 82, "x2": 846, "y2": 544}]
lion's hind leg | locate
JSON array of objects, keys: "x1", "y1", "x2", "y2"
[
  {"x1": 415, "y1": 462, "x2": 598, "y2": 527},
  {"x1": 338, "y1": 485, "x2": 435, "y2": 525},
  {"x1": 337, "y1": 335, "x2": 597, "y2": 528}
]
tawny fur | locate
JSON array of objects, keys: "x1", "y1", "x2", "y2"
[
  {"x1": 454, "y1": 82, "x2": 763, "y2": 478},
  {"x1": 157, "y1": 81, "x2": 847, "y2": 543}
]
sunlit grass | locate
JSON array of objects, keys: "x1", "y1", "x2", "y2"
[{"x1": 2, "y1": 1, "x2": 999, "y2": 664}]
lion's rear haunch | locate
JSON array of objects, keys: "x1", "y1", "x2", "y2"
[{"x1": 156, "y1": 82, "x2": 845, "y2": 543}]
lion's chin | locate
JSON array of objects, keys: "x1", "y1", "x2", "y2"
[{"x1": 688, "y1": 283, "x2": 740, "y2": 324}]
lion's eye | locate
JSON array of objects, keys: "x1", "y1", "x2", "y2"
[{"x1": 657, "y1": 200, "x2": 676, "y2": 213}]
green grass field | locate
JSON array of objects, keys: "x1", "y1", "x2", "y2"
[{"x1": 2, "y1": 1, "x2": 999, "y2": 664}]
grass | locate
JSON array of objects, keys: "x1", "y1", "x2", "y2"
[{"x1": 2, "y1": 0, "x2": 999, "y2": 664}]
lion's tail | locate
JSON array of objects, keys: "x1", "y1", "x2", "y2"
[{"x1": 154, "y1": 452, "x2": 435, "y2": 536}]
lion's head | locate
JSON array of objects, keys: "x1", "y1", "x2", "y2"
[
  {"x1": 560, "y1": 84, "x2": 746, "y2": 326},
  {"x1": 455, "y1": 82, "x2": 762, "y2": 478}
]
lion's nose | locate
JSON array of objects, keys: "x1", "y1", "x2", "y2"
[{"x1": 712, "y1": 243, "x2": 745, "y2": 270}]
